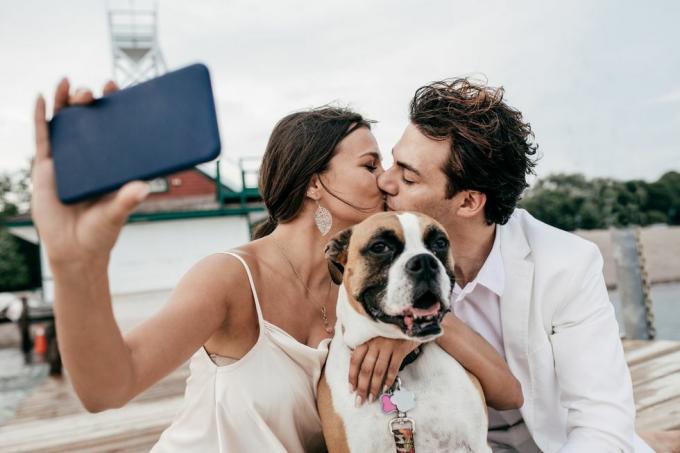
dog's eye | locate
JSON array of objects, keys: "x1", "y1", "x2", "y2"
[
  {"x1": 369, "y1": 241, "x2": 390, "y2": 254},
  {"x1": 433, "y1": 238, "x2": 449, "y2": 251}
]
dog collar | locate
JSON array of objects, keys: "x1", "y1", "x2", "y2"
[{"x1": 399, "y1": 346, "x2": 422, "y2": 371}]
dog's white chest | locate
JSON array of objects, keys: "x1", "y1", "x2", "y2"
[{"x1": 325, "y1": 337, "x2": 491, "y2": 452}]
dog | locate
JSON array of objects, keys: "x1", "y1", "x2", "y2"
[{"x1": 317, "y1": 212, "x2": 490, "y2": 453}]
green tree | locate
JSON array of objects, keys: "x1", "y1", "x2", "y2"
[
  {"x1": 0, "y1": 229, "x2": 29, "y2": 288},
  {"x1": 520, "y1": 170, "x2": 680, "y2": 231},
  {"x1": 0, "y1": 164, "x2": 32, "y2": 290},
  {"x1": 656, "y1": 171, "x2": 680, "y2": 224}
]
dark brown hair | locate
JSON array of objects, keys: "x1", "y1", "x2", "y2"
[
  {"x1": 253, "y1": 106, "x2": 373, "y2": 239},
  {"x1": 410, "y1": 78, "x2": 538, "y2": 225}
]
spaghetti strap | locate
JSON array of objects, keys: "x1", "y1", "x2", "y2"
[
  {"x1": 219, "y1": 251, "x2": 264, "y2": 322},
  {"x1": 153, "y1": 253, "x2": 330, "y2": 453}
]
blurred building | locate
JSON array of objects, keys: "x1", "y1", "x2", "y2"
[{"x1": 5, "y1": 163, "x2": 264, "y2": 300}]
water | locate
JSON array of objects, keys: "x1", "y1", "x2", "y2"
[
  {"x1": 0, "y1": 348, "x2": 48, "y2": 425},
  {"x1": 609, "y1": 281, "x2": 680, "y2": 341},
  {"x1": 649, "y1": 283, "x2": 680, "y2": 340}
]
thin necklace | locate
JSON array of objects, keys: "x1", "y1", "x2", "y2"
[{"x1": 272, "y1": 237, "x2": 335, "y2": 335}]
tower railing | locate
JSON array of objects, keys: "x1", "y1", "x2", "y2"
[{"x1": 107, "y1": 0, "x2": 166, "y2": 87}]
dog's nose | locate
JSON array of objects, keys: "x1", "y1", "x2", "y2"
[{"x1": 405, "y1": 254, "x2": 439, "y2": 277}]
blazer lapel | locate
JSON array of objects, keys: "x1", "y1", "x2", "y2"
[{"x1": 499, "y1": 212, "x2": 535, "y2": 421}]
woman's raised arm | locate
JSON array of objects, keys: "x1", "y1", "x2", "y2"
[{"x1": 32, "y1": 80, "x2": 243, "y2": 412}]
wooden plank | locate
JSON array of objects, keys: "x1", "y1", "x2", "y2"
[
  {"x1": 10, "y1": 428, "x2": 164, "y2": 453},
  {"x1": 624, "y1": 340, "x2": 680, "y2": 367},
  {"x1": 9, "y1": 364, "x2": 188, "y2": 424},
  {"x1": 632, "y1": 368, "x2": 680, "y2": 412},
  {"x1": 629, "y1": 349, "x2": 680, "y2": 386},
  {"x1": 635, "y1": 395, "x2": 680, "y2": 432},
  {"x1": 623, "y1": 339, "x2": 653, "y2": 353},
  {"x1": 34, "y1": 425, "x2": 166, "y2": 453},
  {"x1": 0, "y1": 397, "x2": 183, "y2": 452}
]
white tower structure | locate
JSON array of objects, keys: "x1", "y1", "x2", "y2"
[{"x1": 107, "y1": 0, "x2": 166, "y2": 87}]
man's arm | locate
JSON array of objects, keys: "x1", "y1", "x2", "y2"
[
  {"x1": 348, "y1": 315, "x2": 524, "y2": 409},
  {"x1": 436, "y1": 313, "x2": 524, "y2": 410},
  {"x1": 347, "y1": 317, "x2": 524, "y2": 409},
  {"x1": 551, "y1": 243, "x2": 636, "y2": 453}
]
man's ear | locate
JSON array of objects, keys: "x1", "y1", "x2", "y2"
[
  {"x1": 455, "y1": 190, "x2": 487, "y2": 219},
  {"x1": 324, "y1": 227, "x2": 353, "y2": 285}
]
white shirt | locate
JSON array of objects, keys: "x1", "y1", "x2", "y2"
[{"x1": 450, "y1": 226, "x2": 523, "y2": 429}]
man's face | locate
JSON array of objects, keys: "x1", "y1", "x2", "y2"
[{"x1": 379, "y1": 123, "x2": 458, "y2": 225}]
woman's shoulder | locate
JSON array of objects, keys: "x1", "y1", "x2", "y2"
[
  {"x1": 164, "y1": 247, "x2": 264, "y2": 360},
  {"x1": 194, "y1": 240, "x2": 276, "y2": 290},
  {"x1": 171, "y1": 248, "x2": 256, "y2": 308},
  {"x1": 187, "y1": 247, "x2": 258, "y2": 286}
]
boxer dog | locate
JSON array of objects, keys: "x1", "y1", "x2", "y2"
[{"x1": 318, "y1": 212, "x2": 490, "y2": 453}]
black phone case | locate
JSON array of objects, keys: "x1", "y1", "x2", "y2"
[{"x1": 49, "y1": 63, "x2": 221, "y2": 204}]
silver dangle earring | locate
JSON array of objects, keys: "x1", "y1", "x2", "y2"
[{"x1": 314, "y1": 201, "x2": 332, "y2": 236}]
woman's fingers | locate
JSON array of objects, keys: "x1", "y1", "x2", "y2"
[
  {"x1": 102, "y1": 80, "x2": 119, "y2": 95},
  {"x1": 348, "y1": 344, "x2": 368, "y2": 393},
  {"x1": 34, "y1": 95, "x2": 50, "y2": 161},
  {"x1": 348, "y1": 338, "x2": 420, "y2": 407},
  {"x1": 68, "y1": 88, "x2": 95, "y2": 105},
  {"x1": 103, "y1": 180, "x2": 151, "y2": 227},
  {"x1": 369, "y1": 350, "x2": 392, "y2": 402},
  {"x1": 384, "y1": 353, "x2": 402, "y2": 391},
  {"x1": 53, "y1": 78, "x2": 70, "y2": 114},
  {"x1": 54, "y1": 79, "x2": 96, "y2": 114},
  {"x1": 355, "y1": 347, "x2": 378, "y2": 406}
]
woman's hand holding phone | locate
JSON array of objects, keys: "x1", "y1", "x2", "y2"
[
  {"x1": 30, "y1": 78, "x2": 156, "y2": 410},
  {"x1": 32, "y1": 78, "x2": 151, "y2": 270}
]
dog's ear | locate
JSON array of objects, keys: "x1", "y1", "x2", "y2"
[{"x1": 324, "y1": 227, "x2": 353, "y2": 285}]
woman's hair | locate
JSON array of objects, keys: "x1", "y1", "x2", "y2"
[
  {"x1": 252, "y1": 106, "x2": 373, "y2": 239},
  {"x1": 409, "y1": 78, "x2": 538, "y2": 225}
]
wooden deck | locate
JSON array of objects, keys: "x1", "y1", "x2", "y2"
[
  {"x1": 0, "y1": 340, "x2": 678, "y2": 452},
  {"x1": 0, "y1": 363, "x2": 189, "y2": 452},
  {"x1": 626, "y1": 340, "x2": 680, "y2": 432}
]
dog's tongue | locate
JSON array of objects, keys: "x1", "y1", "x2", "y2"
[{"x1": 412, "y1": 304, "x2": 441, "y2": 318}]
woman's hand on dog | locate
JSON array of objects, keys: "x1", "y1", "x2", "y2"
[{"x1": 348, "y1": 337, "x2": 419, "y2": 406}]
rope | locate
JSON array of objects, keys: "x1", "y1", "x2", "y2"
[{"x1": 634, "y1": 227, "x2": 656, "y2": 339}]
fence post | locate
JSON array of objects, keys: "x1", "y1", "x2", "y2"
[{"x1": 611, "y1": 228, "x2": 656, "y2": 340}]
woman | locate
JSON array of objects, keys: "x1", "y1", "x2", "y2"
[{"x1": 31, "y1": 78, "x2": 522, "y2": 452}]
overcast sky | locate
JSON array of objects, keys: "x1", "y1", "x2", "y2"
[{"x1": 1, "y1": 0, "x2": 678, "y2": 186}]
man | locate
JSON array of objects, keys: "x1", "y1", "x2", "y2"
[{"x1": 376, "y1": 78, "x2": 653, "y2": 452}]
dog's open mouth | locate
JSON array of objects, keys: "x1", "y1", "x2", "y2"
[
  {"x1": 361, "y1": 286, "x2": 450, "y2": 338},
  {"x1": 399, "y1": 290, "x2": 448, "y2": 337}
]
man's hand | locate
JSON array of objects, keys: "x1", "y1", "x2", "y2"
[{"x1": 348, "y1": 337, "x2": 419, "y2": 406}]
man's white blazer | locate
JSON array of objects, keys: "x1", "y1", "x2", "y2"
[{"x1": 498, "y1": 209, "x2": 638, "y2": 452}]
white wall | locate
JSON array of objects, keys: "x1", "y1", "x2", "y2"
[{"x1": 28, "y1": 216, "x2": 251, "y2": 302}]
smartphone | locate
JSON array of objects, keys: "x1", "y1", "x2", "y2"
[{"x1": 48, "y1": 63, "x2": 221, "y2": 204}]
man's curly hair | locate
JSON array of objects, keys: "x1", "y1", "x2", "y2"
[{"x1": 409, "y1": 78, "x2": 538, "y2": 225}]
